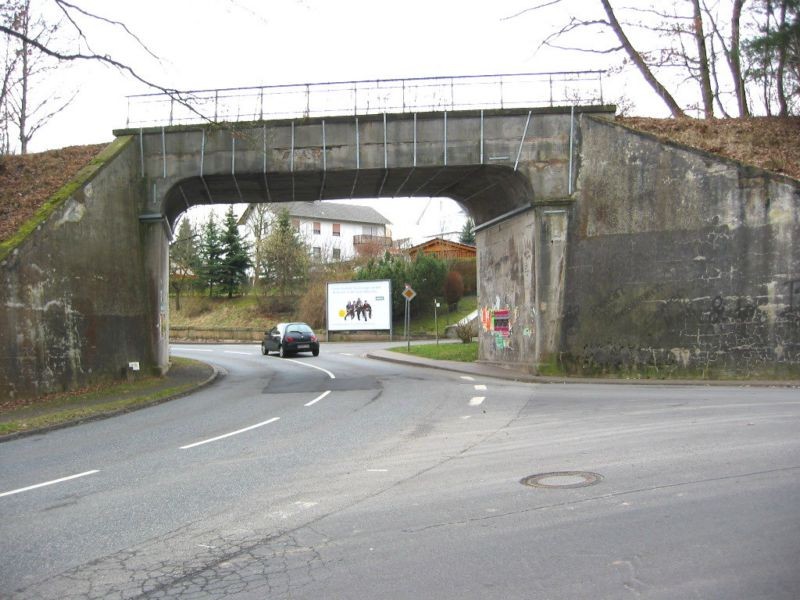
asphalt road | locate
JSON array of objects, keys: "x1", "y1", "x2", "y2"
[{"x1": 1, "y1": 342, "x2": 799, "y2": 599}]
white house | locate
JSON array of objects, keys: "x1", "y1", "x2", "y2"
[{"x1": 241, "y1": 201, "x2": 393, "y2": 262}]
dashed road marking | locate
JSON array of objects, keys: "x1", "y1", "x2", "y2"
[
  {"x1": 305, "y1": 391, "x2": 331, "y2": 407},
  {"x1": 469, "y1": 396, "x2": 486, "y2": 406},
  {"x1": 180, "y1": 417, "x2": 280, "y2": 450},
  {"x1": 0, "y1": 470, "x2": 100, "y2": 499}
]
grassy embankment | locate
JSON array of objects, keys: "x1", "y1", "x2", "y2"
[{"x1": 170, "y1": 293, "x2": 478, "y2": 339}]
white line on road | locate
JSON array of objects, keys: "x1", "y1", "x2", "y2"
[
  {"x1": 180, "y1": 417, "x2": 280, "y2": 450},
  {"x1": 474, "y1": 384, "x2": 487, "y2": 391},
  {"x1": 469, "y1": 396, "x2": 486, "y2": 406},
  {"x1": 305, "y1": 390, "x2": 331, "y2": 407},
  {"x1": 172, "y1": 347, "x2": 213, "y2": 352},
  {"x1": 367, "y1": 469, "x2": 389, "y2": 472},
  {"x1": 0, "y1": 470, "x2": 100, "y2": 499},
  {"x1": 282, "y1": 357, "x2": 336, "y2": 379},
  {"x1": 224, "y1": 350, "x2": 255, "y2": 356},
  {"x1": 460, "y1": 375, "x2": 475, "y2": 381}
]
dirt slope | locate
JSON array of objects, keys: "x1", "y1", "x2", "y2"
[
  {"x1": 619, "y1": 116, "x2": 800, "y2": 180},
  {"x1": 0, "y1": 144, "x2": 107, "y2": 242}
]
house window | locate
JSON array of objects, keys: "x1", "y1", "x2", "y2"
[
  {"x1": 313, "y1": 221, "x2": 321, "y2": 235},
  {"x1": 332, "y1": 223, "x2": 341, "y2": 237},
  {"x1": 312, "y1": 246, "x2": 321, "y2": 260},
  {"x1": 362, "y1": 224, "x2": 381, "y2": 236},
  {"x1": 332, "y1": 248, "x2": 341, "y2": 260}
]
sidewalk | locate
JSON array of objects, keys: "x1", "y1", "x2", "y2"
[{"x1": 364, "y1": 348, "x2": 800, "y2": 387}]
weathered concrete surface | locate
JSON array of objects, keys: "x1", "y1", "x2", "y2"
[
  {"x1": 557, "y1": 117, "x2": 800, "y2": 377},
  {"x1": 0, "y1": 138, "x2": 169, "y2": 399}
]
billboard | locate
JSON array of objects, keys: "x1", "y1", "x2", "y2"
[{"x1": 327, "y1": 280, "x2": 392, "y2": 331}]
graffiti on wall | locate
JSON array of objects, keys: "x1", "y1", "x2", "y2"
[{"x1": 481, "y1": 304, "x2": 533, "y2": 350}]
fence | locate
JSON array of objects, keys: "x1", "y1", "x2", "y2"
[
  {"x1": 125, "y1": 71, "x2": 606, "y2": 128},
  {"x1": 170, "y1": 326, "x2": 263, "y2": 342}
]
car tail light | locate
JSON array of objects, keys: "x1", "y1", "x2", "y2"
[
  {"x1": 310, "y1": 335, "x2": 317, "y2": 342},
  {"x1": 285, "y1": 336, "x2": 295, "y2": 343}
]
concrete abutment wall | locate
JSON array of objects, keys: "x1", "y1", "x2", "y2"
[{"x1": 0, "y1": 138, "x2": 169, "y2": 398}]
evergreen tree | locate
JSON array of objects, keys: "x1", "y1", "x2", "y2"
[
  {"x1": 198, "y1": 212, "x2": 224, "y2": 297},
  {"x1": 219, "y1": 205, "x2": 251, "y2": 298},
  {"x1": 459, "y1": 217, "x2": 476, "y2": 245},
  {"x1": 259, "y1": 209, "x2": 309, "y2": 303},
  {"x1": 169, "y1": 216, "x2": 198, "y2": 310}
]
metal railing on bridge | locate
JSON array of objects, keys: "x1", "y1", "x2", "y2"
[{"x1": 125, "y1": 71, "x2": 606, "y2": 128}]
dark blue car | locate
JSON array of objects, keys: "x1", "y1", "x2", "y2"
[{"x1": 262, "y1": 322, "x2": 320, "y2": 358}]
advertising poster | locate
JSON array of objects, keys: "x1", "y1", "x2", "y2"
[{"x1": 327, "y1": 280, "x2": 392, "y2": 331}]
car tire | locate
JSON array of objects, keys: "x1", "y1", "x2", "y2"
[
  {"x1": 279, "y1": 344, "x2": 287, "y2": 358},
  {"x1": 261, "y1": 343, "x2": 268, "y2": 356},
  {"x1": 312, "y1": 348, "x2": 319, "y2": 357}
]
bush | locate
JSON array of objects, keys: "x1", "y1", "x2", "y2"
[
  {"x1": 449, "y1": 258, "x2": 477, "y2": 295},
  {"x1": 443, "y1": 270, "x2": 464, "y2": 309},
  {"x1": 454, "y1": 319, "x2": 478, "y2": 343}
]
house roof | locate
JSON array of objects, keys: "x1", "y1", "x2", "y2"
[
  {"x1": 408, "y1": 237, "x2": 476, "y2": 257},
  {"x1": 241, "y1": 201, "x2": 391, "y2": 226}
]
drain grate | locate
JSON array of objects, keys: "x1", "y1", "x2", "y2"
[{"x1": 520, "y1": 471, "x2": 603, "y2": 489}]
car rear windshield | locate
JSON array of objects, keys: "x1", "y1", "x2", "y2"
[{"x1": 287, "y1": 325, "x2": 313, "y2": 334}]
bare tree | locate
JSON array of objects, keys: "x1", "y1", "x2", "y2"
[
  {"x1": 3, "y1": 0, "x2": 77, "y2": 153},
  {"x1": 513, "y1": 0, "x2": 771, "y2": 118},
  {"x1": 0, "y1": 0, "x2": 210, "y2": 151}
]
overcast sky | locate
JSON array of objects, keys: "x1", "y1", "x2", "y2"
[{"x1": 25, "y1": 0, "x2": 665, "y2": 242}]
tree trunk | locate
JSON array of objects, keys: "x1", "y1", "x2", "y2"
[
  {"x1": 776, "y1": 0, "x2": 790, "y2": 116},
  {"x1": 730, "y1": 0, "x2": 749, "y2": 117},
  {"x1": 599, "y1": 0, "x2": 687, "y2": 118},
  {"x1": 18, "y1": 2, "x2": 29, "y2": 154},
  {"x1": 691, "y1": 0, "x2": 715, "y2": 118}
]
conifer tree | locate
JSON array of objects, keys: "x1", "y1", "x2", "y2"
[
  {"x1": 198, "y1": 212, "x2": 224, "y2": 297},
  {"x1": 219, "y1": 205, "x2": 251, "y2": 298}
]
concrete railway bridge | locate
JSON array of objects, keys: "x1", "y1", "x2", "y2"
[{"x1": 2, "y1": 73, "x2": 798, "y2": 398}]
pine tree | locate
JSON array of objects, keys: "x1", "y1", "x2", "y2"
[
  {"x1": 170, "y1": 216, "x2": 198, "y2": 310},
  {"x1": 259, "y1": 209, "x2": 309, "y2": 303},
  {"x1": 198, "y1": 212, "x2": 224, "y2": 297},
  {"x1": 459, "y1": 217, "x2": 475, "y2": 245},
  {"x1": 219, "y1": 206, "x2": 251, "y2": 298}
]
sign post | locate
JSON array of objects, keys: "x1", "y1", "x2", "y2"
[
  {"x1": 401, "y1": 284, "x2": 417, "y2": 352},
  {"x1": 434, "y1": 300, "x2": 440, "y2": 345}
]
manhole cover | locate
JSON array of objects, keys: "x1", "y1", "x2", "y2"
[{"x1": 520, "y1": 471, "x2": 603, "y2": 489}]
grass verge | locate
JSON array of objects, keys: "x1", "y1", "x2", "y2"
[
  {"x1": 0, "y1": 357, "x2": 210, "y2": 437},
  {"x1": 389, "y1": 341, "x2": 478, "y2": 362}
]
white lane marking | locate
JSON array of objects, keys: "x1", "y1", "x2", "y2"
[
  {"x1": 340, "y1": 353, "x2": 354, "y2": 356},
  {"x1": 367, "y1": 469, "x2": 389, "y2": 472},
  {"x1": 469, "y1": 396, "x2": 486, "y2": 406},
  {"x1": 461, "y1": 415, "x2": 472, "y2": 420},
  {"x1": 282, "y1": 357, "x2": 335, "y2": 379},
  {"x1": 0, "y1": 470, "x2": 100, "y2": 499},
  {"x1": 180, "y1": 417, "x2": 280, "y2": 450},
  {"x1": 474, "y1": 384, "x2": 487, "y2": 391},
  {"x1": 172, "y1": 347, "x2": 213, "y2": 352},
  {"x1": 224, "y1": 350, "x2": 255, "y2": 356},
  {"x1": 305, "y1": 390, "x2": 331, "y2": 407},
  {"x1": 460, "y1": 375, "x2": 475, "y2": 381}
]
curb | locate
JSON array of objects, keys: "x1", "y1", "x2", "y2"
[{"x1": 365, "y1": 350, "x2": 800, "y2": 388}]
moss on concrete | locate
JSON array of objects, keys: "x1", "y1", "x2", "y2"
[{"x1": 0, "y1": 136, "x2": 134, "y2": 263}]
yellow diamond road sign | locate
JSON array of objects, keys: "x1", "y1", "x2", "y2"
[{"x1": 402, "y1": 287, "x2": 417, "y2": 301}]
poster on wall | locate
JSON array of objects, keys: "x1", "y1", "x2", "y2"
[{"x1": 326, "y1": 280, "x2": 392, "y2": 331}]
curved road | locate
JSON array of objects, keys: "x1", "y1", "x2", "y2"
[{"x1": 1, "y1": 342, "x2": 799, "y2": 598}]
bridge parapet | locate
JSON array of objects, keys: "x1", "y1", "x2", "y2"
[{"x1": 125, "y1": 72, "x2": 606, "y2": 129}]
